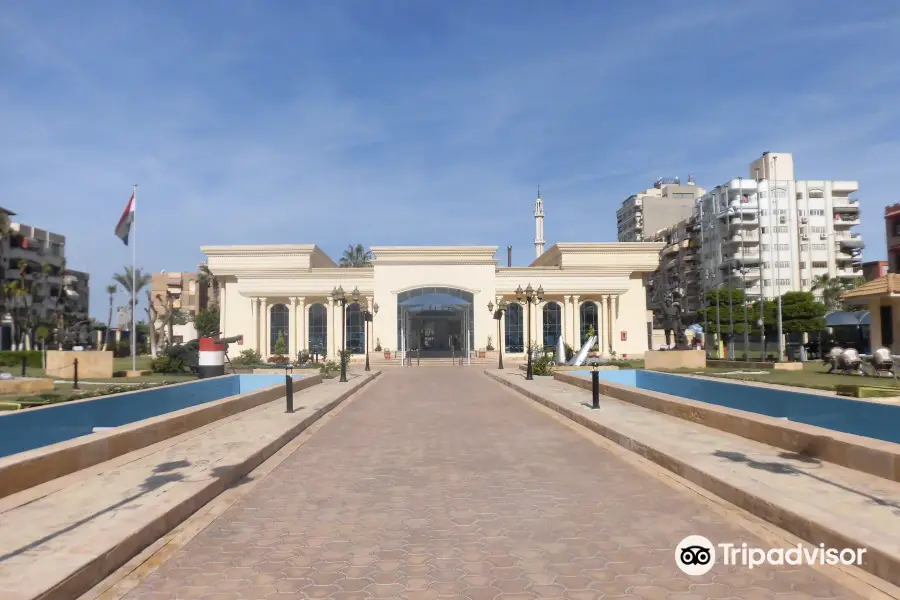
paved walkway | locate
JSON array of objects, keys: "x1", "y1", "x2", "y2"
[
  {"x1": 490, "y1": 370, "x2": 900, "y2": 588},
  {"x1": 0, "y1": 373, "x2": 377, "y2": 600},
  {"x1": 125, "y1": 369, "x2": 864, "y2": 600}
]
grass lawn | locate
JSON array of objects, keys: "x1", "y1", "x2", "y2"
[{"x1": 657, "y1": 361, "x2": 900, "y2": 393}]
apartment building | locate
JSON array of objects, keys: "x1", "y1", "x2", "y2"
[
  {"x1": 616, "y1": 176, "x2": 705, "y2": 242},
  {"x1": 645, "y1": 218, "x2": 702, "y2": 328},
  {"x1": 150, "y1": 271, "x2": 209, "y2": 344},
  {"x1": 1, "y1": 207, "x2": 90, "y2": 349},
  {"x1": 694, "y1": 152, "x2": 862, "y2": 303},
  {"x1": 885, "y1": 204, "x2": 900, "y2": 274}
]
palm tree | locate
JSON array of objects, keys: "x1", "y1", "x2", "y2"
[
  {"x1": 812, "y1": 274, "x2": 864, "y2": 312},
  {"x1": 112, "y1": 266, "x2": 152, "y2": 332},
  {"x1": 104, "y1": 284, "x2": 117, "y2": 350},
  {"x1": 339, "y1": 244, "x2": 372, "y2": 268}
]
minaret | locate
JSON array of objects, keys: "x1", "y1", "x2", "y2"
[{"x1": 534, "y1": 186, "x2": 545, "y2": 258}]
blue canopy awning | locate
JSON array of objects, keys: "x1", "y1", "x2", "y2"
[{"x1": 825, "y1": 311, "x2": 870, "y2": 327}]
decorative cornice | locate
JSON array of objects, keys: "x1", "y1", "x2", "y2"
[
  {"x1": 202, "y1": 244, "x2": 318, "y2": 257},
  {"x1": 371, "y1": 246, "x2": 499, "y2": 266}
]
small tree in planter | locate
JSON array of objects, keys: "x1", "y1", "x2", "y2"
[
  {"x1": 374, "y1": 338, "x2": 383, "y2": 352},
  {"x1": 267, "y1": 332, "x2": 288, "y2": 365},
  {"x1": 486, "y1": 336, "x2": 494, "y2": 351}
]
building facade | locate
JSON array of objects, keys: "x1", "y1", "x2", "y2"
[
  {"x1": 885, "y1": 204, "x2": 900, "y2": 274},
  {"x1": 616, "y1": 177, "x2": 705, "y2": 242},
  {"x1": 150, "y1": 271, "x2": 209, "y2": 344},
  {"x1": 202, "y1": 243, "x2": 663, "y2": 361},
  {"x1": 645, "y1": 218, "x2": 702, "y2": 328},
  {"x1": 696, "y1": 152, "x2": 862, "y2": 302},
  {"x1": 1, "y1": 207, "x2": 89, "y2": 349}
]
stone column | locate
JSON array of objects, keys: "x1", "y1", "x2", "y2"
[
  {"x1": 250, "y1": 296, "x2": 257, "y2": 352},
  {"x1": 289, "y1": 297, "x2": 298, "y2": 359},
  {"x1": 562, "y1": 295, "x2": 570, "y2": 346},
  {"x1": 535, "y1": 300, "x2": 544, "y2": 350},
  {"x1": 600, "y1": 296, "x2": 608, "y2": 356},
  {"x1": 610, "y1": 295, "x2": 620, "y2": 355},
  {"x1": 572, "y1": 295, "x2": 581, "y2": 350},
  {"x1": 261, "y1": 298, "x2": 270, "y2": 358},
  {"x1": 219, "y1": 281, "x2": 227, "y2": 336},
  {"x1": 497, "y1": 296, "x2": 506, "y2": 353},
  {"x1": 327, "y1": 298, "x2": 336, "y2": 357},
  {"x1": 297, "y1": 297, "x2": 306, "y2": 353}
]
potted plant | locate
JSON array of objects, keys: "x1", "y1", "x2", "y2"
[
  {"x1": 383, "y1": 348, "x2": 392, "y2": 359},
  {"x1": 374, "y1": 338, "x2": 383, "y2": 352},
  {"x1": 477, "y1": 347, "x2": 486, "y2": 358},
  {"x1": 485, "y1": 336, "x2": 494, "y2": 352}
]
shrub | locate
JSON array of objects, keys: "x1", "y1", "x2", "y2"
[
  {"x1": 374, "y1": 338, "x2": 382, "y2": 352},
  {"x1": 531, "y1": 353, "x2": 556, "y2": 376},
  {"x1": 267, "y1": 354, "x2": 289, "y2": 365},
  {"x1": 273, "y1": 331, "x2": 286, "y2": 357},
  {"x1": 193, "y1": 307, "x2": 220, "y2": 338},
  {"x1": 563, "y1": 343, "x2": 575, "y2": 362},
  {"x1": 486, "y1": 336, "x2": 494, "y2": 351},
  {"x1": 113, "y1": 340, "x2": 132, "y2": 358},
  {"x1": 231, "y1": 348, "x2": 262, "y2": 366},
  {"x1": 319, "y1": 360, "x2": 339, "y2": 378},
  {"x1": 151, "y1": 355, "x2": 187, "y2": 374},
  {"x1": 0, "y1": 350, "x2": 42, "y2": 368}
]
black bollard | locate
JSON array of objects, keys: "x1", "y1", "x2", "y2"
[
  {"x1": 73, "y1": 358, "x2": 79, "y2": 390},
  {"x1": 21, "y1": 356, "x2": 27, "y2": 377},
  {"x1": 285, "y1": 373, "x2": 294, "y2": 413},
  {"x1": 591, "y1": 369, "x2": 600, "y2": 409}
]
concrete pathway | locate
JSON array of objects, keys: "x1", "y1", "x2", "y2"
[
  {"x1": 490, "y1": 369, "x2": 900, "y2": 588},
  {"x1": 0, "y1": 373, "x2": 377, "y2": 600},
  {"x1": 123, "y1": 368, "x2": 868, "y2": 599}
]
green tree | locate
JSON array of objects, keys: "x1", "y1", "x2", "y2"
[
  {"x1": 274, "y1": 331, "x2": 287, "y2": 356},
  {"x1": 339, "y1": 244, "x2": 372, "y2": 268},
  {"x1": 779, "y1": 291, "x2": 827, "y2": 333},
  {"x1": 113, "y1": 266, "x2": 152, "y2": 333},
  {"x1": 198, "y1": 263, "x2": 218, "y2": 307},
  {"x1": 696, "y1": 286, "x2": 755, "y2": 336},
  {"x1": 811, "y1": 274, "x2": 863, "y2": 312},
  {"x1": 193, "y1": 307, "x2": 221, "y2": 338},
  {"x1": 104, "y1": 284, "x2": 117, "y2": 350}
]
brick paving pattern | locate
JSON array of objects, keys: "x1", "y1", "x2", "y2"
[{"x1": 125, "y1": 369, "x2": 861, "y2": 599}]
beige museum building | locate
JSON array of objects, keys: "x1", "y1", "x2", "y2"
[{"x1": 202, "y1": 240, "x2": 663, "y2": 362}]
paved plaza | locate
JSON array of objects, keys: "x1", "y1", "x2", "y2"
[{"x1": 124, "y1": 369, "x2": 862, "y2": 600}]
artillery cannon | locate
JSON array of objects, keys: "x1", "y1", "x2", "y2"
[{"x1": 166, "y1": 333, "x2": 243, "y2": 378}]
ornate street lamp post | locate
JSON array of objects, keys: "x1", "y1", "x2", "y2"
[
  {"x1": 487, "y1": 299, "x2": 508, "y2": 370},
  {"x1": 515, "y1": 283, "x2": 544, "y2": 380},
  {"x1": 331, "y1": 285, "x2": 360, "y2": 383},
  {"x1": 364, "y1": 302, "x2": 378, "y2": 372}
]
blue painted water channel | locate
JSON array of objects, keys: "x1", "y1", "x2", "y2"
[
  {"x1": 572, "y1": 369, "x2": 900, "y2": 445},
  {"x1": 0, "y1": 374, "x2": 303, "y2": 459}
]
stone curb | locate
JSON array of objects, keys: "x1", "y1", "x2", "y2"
[
  {"x1": 485, "y1": 370, "x2": 900, "y2": 587},
  {"x1": 34, "y1": 371, "x2": 381, "y2": 600},
  {"x1": 552, "y1": 370, "x2": 900, "y2": 484},
  {"x1": 0, "y1": 374, "x2": 324, "y2": 500}
]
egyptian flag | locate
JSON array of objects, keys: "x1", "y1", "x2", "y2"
[{"x1": 115, "y1": 191, "x2": 135, "y2": 245}]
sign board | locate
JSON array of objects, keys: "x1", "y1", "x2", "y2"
[{"x1": 620, "y1": 331, "x2": 627, "y2": 342}]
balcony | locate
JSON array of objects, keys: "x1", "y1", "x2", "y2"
[
  {"x1": 837, "y1": 268, "x2": 863, "y2": 279},
  {"x1": 836, "y1": 232, "x2": 865, "y2": 249},
  {"x1": 833, "y1": 214, "x2": 860, "y2": 227},
  {"x1": 832, "y1": 197, "x2": 860, "y2": 213}
]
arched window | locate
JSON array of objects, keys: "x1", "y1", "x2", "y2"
[
  {"x1": 308, "y1": 303, "x2": 327, "y2": 354},
  {"x1": 270, "y1": 304, "x2": 289, "y2": 354},
  {"x1": 346, "y1": 303, "x2": 366, "y2": 354},
  {"x1": 505, "y1": 302, "x2": 524, "y2": 353},
  {"x1": 580, "y1": 301, "x2": 598, "y2": 346},
  {"x1": 542, "y1": 302, "x2": 562, "y2": 348}
]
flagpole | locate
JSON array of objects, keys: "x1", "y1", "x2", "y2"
[{"x1": 132, "y1": 184, "x2": 137, "y2": 372}]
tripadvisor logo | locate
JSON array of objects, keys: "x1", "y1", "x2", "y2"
[{"x1": 675, "y1": 535, "x2": 866, "y2": 575}]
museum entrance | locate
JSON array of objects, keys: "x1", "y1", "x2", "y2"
[{"x1": 397, "y1": 287, "x2": 474, "y2": 358}]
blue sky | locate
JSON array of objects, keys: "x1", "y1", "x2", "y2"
[{"x1": 2, "y1": 1, "x2": 899, "y2": 321}]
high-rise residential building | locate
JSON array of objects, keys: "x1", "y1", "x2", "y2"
[
  {"x1": 616, "y1": 177, "x2": 706, "y2": 242},
  {"x1": 696, "y1": 152, "x2": 863, "y2": 303},
  {"x1": 645, "y1": 217, "x2": 702, "y2": 329},
  {"x1": 0, "y1": 207, "x2": 90, "y2": 349},
  {"x1": 885, "y1": 204, "x2": 900, "y2": 274}
]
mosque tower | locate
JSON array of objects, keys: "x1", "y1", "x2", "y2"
[{"x1": 534, "y1": 186, "x2": 545, "y2": 258}]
